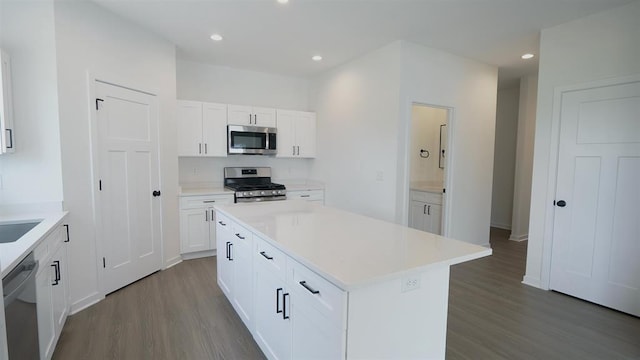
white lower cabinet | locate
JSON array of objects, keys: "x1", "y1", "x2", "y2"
[
  {"x1": 216, "y1": 213, "x2": 254, "y2": 329},
  {"x1": 409, "y1": 190, "x2": 443, "y2": 235},
  {"x1": 179, "y1": 194, "x2": 234, "y2": 257},
  {"x1": 286, "y1": 189, "x2": 324, "y2": 204},
  {"x1": 254, "y1": 264, "x2": 291, "y2": 360},
  {"x1": 35, "y1": 222, "x2": 70, "y2": 360}
]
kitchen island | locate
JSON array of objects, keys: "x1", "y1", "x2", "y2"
[{"x1": 215, "y1": 200, "x2": 491, "y2": 360}]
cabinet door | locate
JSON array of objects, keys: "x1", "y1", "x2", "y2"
[
  {"x1": 202, "y1": 102, "x2": 227, "y2": 157},
  {"x1": 426, "y1": 203, "x2": 442, "y2": 235},
  {"x1": 51, "y1": 243, "x2": 69, "y2": 335},
  {"x1": 253, "y1": 107, "x2": 277, "y2": 127},
  {"x1": 177, "y1": 100, "x2": 203, "y2": 156},
  {"x1": 180, "y1": 208, "x2": 210, "y2": 253},
  {"x1": 291, "y1": 305, "x2": 344, "y2": 360},
  {"x1": 36, "y1": 267, "x2": 56, "y2": 360},
  {"x1": 409, "y1": 200, "x2": 428, "y2": 231},
  {"x1": 296, "y1": 112, "x2": 316, "y2": 158},
  {"x1": 228, "y1": 105, "x2": 253, "y2": 126},
  {"x1": 216, "y1": 220, "x2": 234, "y2": 298},
  {"x1": 254, "y1": 263, "x2": 291, "y2": 360},
  {"x1": 0, "y1": 49, "x2": 14, "y2": 154},
  {"x1": 232, "y1": 234, "x2": 254, "y2": 329},
  {"x1": 276, "y1": 110, "x2": 296, "y2": 158}
]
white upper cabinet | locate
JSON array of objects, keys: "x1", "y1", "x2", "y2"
[
  {"x1": 276, "y1": 110, "x2": 316, "y2": 158},
  {"x1": 177, "y1": 100, "x2": 227, "y2": 157},
  {"x1": 228, "y1": 104, "x2": 276, "y2": 127},
  {"x1": 0, "y1": 49, "x2": 15, "y2": 154}
]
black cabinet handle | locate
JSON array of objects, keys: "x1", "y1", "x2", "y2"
[
  {"x1": 276, "y1": 288, "x2": 283, "y2": 314},
  {"x1": 51, "y1": 261, "x2": 60, "y2": 285},
  {"x1": 282, "y1": 292, "x2": 290, "y2": 319},
  {"x1": 199, "y1": 143, "x2": 202, "y2": 154},
  {"x1": 64, "y1": 224, "x2": 70, "y2": 242},
  {"x1": 235, "y1": 233, "x2": 245, "y2": 240},
  {"x1": 218, "y1": 221, "x2": 226, "y2": 226},
  {"x1": 228, "y1": 243, "x2": 233, "y2": 261},
  {"x1": 260, "y1": 251, "x2": 274, "y2": 260},
  {"x1": 427, "y1": 205, "x2": 431, "y2": 215},
  {"x1": 5, "y1": 129, "x2": 13, "y2": 149},
  {"x1": 204, "y1": 143, "x2": 208, "y2": 154},
  {"x1": 205, "y1": 210, "x2": 209, "y2": 222},
  {"x1": 300, "y1": 195, "x2": 310, "y2": 198},
  {"x1": 423, "y1": 204, "x2": 427, "y2": 214},
  {"x1": 225, "y1": 241, "x2": 231, "y2": 260},
  {"x1": 299, "y1": 281, "x2": 320, "y2": 295}
]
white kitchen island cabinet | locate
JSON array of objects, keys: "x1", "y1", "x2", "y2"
[{"x1": 215, "y1": 201, "x2": 491, "y2": 360}]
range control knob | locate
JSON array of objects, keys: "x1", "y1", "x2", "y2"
[
  {"x1": 261, "y1": 191, "x2": 265, "y2": 195},
  {"x1": 249, "y1": 192, "x2": 254, "y2": 196}
]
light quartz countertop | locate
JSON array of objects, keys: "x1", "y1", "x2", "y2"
[
  {"x1": 215, "y1": 201, "x2": 491, "y2": 290},
  {"x1": 410, "y1": 181, "x2": 444, "y2": 194},
  {"x1": 0, "y1": 211, "x2": 68, "y2": 278}
]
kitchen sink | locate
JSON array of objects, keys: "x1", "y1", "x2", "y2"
[{"x1": 0, "y1": 221, "x2": 41, "y2": 244}]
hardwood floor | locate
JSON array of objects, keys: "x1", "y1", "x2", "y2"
[{"x1": 54, "y1": 229, "x2": 640, "y2": 359}]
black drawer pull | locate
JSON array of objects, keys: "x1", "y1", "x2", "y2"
[
  {"x1": 228, "y1": 243, "x2": 233, "y2": 261},
  {"x1": 299, "y1": 281, "x2": 320, "y2": 295},
  {"x1": 276, "y1": 288, "x2": 283, "y2": 314},
  {"x1": 218, "y1": 221, "x2": 226, "y2": 226},
  {"x1": 283, "y1": 292, "x2": 290, "y2": 319},
  {"x1": 300, "y1": 195, "x2": 310, "y2": 198},
  {"x1": 235, "y1": 233, "x2": 245, "y2": 240},
  {"x1": 260, "y1": 251, "x2": 273, "y2": 260},
  {"x1": 64, "y1": 224, "x2": 70, "y2": 242}
]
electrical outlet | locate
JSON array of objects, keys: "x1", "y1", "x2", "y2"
[{"x1": 401, "y1": 276, "x2": 421, "y2": 293}]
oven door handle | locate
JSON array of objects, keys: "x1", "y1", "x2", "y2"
[{"x1": 3, "y1": 260, "x2": 39, "y2": 308}]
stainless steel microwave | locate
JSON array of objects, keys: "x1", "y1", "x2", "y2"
[{"x1": 228, "y1": 125, "x2": 277, "y2": 155}]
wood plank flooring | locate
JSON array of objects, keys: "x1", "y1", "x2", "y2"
[{"x1": 54, "y1": 229, "x2": 640, "y2": 359}]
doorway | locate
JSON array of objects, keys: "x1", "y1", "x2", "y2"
[
  {"x1": 93, "y1": 80, "x2": 163, "y2": 296},
  {"x1": 407, "y1": 104, "x2": 449, "y2": 235}
]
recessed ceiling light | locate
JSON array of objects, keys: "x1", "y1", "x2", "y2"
[
  {"x1": 210, "y1": 34, "x2": 223, "y2": 41},
  {"x1": 312, "y1": 55, "x2": 322, "y2": 61},
  {"x1": 277, "y1": 0, "x2": 289, "y2": 3},
  {"x1": 521, "y1": 53, "x2": 534, "y2": 60}
]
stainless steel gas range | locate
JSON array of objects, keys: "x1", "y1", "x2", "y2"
[{"x1": 224, "y1": 167, "x2": 286, "y2": 203}]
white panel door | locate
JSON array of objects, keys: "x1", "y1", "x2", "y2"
[
  {"x1": 177, "y1": 100, "x2": 203, "y2": 156},
  {"x1": 96, "y1": 81, "x2": 162, "y2": 296},
  {"x1": 550, "y1": 80, "x2": 640, "y2": 316},
  {"x1": 202, "y1": 102, "x2": 228, "y2": 157}
]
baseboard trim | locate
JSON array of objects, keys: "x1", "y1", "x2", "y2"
[
  {"x1": 69, "y1": 292, "x2": 103, "y2": 315},
  {"x1": 509, "y1": 233, "x2": 528, "y2": 242},
  {"x1": 181, "y1": 250, "x2": 215, "y2": 261},
  {"x1": 522, "y1": 275, "x2": 542, "y2": 289},
  {"x1": 164, "y1": 255, "x2": 182, "y2": 269},
  {"x1": 490, "y1": 222, "x2": 511, "y2": 230}
]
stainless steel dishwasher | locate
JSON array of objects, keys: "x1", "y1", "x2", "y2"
[{"x1": 2, "y1": 252, "x2": 40, "y2": 359}]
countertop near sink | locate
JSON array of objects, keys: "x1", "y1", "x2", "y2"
[
  {"x1": 0, "y1": 211, "x2": 68, "y2": 278},
  {"x1": 410, "y1": 181, "x2": 444, "y2": 194}
]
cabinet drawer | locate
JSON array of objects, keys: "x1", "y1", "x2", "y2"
[
  {"x1": 287, "y1": 190, "x2": 324, "y2": 202},
  {"x1": 216, "y1": 213, "x2": 232, "y2": 232},
  {"x1": 34, "y1": 226, "x2": 65, "y2": 267},
  {"x1": 410, "y1": 190, "x2": 442, "y2": 205},
  {"x1": 288, "y1": 260, "x2": 346, "y2": 329},
  {"x1": 254, "y1": 236, "x2": 287, "y2": 280},
  {"x1": 231, "y1": 222, "x2": 253, "y2": 245},
  {"x1": 180, "y1": 194, "x2": 234, "y2": 209}
]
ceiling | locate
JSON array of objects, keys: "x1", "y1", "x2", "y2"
[{"x1": 93, "y1": 0, "x2": 636, "y2": 88}]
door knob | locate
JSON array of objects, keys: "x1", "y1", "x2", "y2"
[
  {"x1": 556, "y1": 200, "x2": 566, "y2": 207},
  {"x1": 152, "y1": 190, "x2": 161, "y2": 197}
]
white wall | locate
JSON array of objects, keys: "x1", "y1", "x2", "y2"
[
  {"x1": 509, "y1": 75, "x2": 537, "y2": 242},
  {"x1": 310, "y1": 40, "x2": 498, "y2": 247},
  {"x1": 410, "y1": 105, "x2": 446, "y2": 185},
  {"x1": 525, "y1": 1, "x2": 640, "y2": 288},
  {"x1": 309, "y1": 42, "x2": 403, "y2": 222},
  {"x1": 176, "y1": 60, "x2": 314, "y2": 185},
  {"x1": 0, "y1": 1, "x2": 63, "y2": 206},
  {"x1": 54, "y1": 2, "x2": 179, "y2": 311},
  {"x1": 177, "y1": 60, "x2": 309, "y2": 110},
  {"x1": 397, "y1": 41, "x2": 498, "y2": 246},
  {"x1": 490, "y1": 85, "x2": 519, "y2": 230}
]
